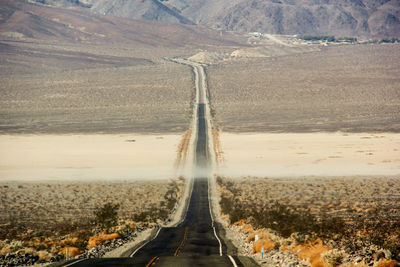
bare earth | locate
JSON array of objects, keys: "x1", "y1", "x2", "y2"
[
  {"x1": 218, "y1": 132, "x2": 400, "y2": 177},
  {"x1": 0, "y1": 42, "x2": 194, "y2": 134},
  {"x1": 0, "y1": 134, "x2": 182, "y2": 181},
  {"x1": 208, "y1": 44, "x2": 400, "y2": 133}
]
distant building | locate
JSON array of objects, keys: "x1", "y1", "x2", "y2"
[{"x1": 249, "y1": 32, "x2": 262, "y2": 38}]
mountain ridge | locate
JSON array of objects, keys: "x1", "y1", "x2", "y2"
[
  {"x1": 0, "y1": 0, "x2": 243, "y2": 47},
  {"x1": 25, "y1": 0, "x2": 400, "y2": 38}
]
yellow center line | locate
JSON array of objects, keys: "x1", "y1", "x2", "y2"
[
  {"x1": 145, "y1": 256, "x2": 159, "y2": 267},
  {"x1": 174, "y1": 227, "x2": 189, "y2": 257}
]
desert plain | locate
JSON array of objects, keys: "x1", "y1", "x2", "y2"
[
  {"x1": 207, "y1": 43, "x2": 400, "y2": 267},
  {"x1": 1, "y1": 20, "x2": 400, "y2": 266}
]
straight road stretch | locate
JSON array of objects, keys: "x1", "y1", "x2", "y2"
[{"x1": 60, "y1": 60, "x2": 256, "y2": 267}]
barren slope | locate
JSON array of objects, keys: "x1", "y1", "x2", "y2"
[
  {"x1": 203, "y1": 0, "x2": 400, "y2": 38},
  {"x1": 0, "y1": 0, "x2": 244, "y2": 47}
]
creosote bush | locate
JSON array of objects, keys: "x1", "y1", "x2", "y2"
[
  {"x1": 94, "y1": 202, "x2": 120, "y2": 230},
  {"x1": 132, "y1": 179, "x2": 181, "y2": 223}
]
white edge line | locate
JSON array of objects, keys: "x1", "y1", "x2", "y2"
[
  {"x1": 213, "y1": 226, "x2": 223, "y2": 256},
  {"x1": 208, "y1": 176, "x2": 223, "y2": 257},
  {"x1": 63, "y1": 258, "x2": 86, "y2": 267},
  {"x1": 130, "y1": 227, "x2": 162, "y2": 258},
  {"x1": 228, "y1": 255, "x2": 238, "y2": 267}
]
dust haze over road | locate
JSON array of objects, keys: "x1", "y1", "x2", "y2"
[{"x1": 60, "y1": 59, "x2": 255, "y2": 266}]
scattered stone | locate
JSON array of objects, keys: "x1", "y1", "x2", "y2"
[{"x1": 0, "y1": 227, "x2": 149, "y2": 266}]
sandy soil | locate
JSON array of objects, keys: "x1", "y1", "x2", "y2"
[
  {"x1": 0, "y1": 42, "x2": 194, "y2": 134},
  {"x1": 217, "y1": 132, "x2": 400, "y2": 177},
  {"x1": 0, "y1": 134, "x2": 182, "y2": 181},
  {"x1": 208, "y1": 44, "x2": 400, "y2": 133}
]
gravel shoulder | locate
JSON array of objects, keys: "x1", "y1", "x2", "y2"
[{"x1": 102, "y1": 228, "x2": 153, "y2": 258}]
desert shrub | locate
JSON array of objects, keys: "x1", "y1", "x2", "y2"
[
  {"x1": 253, "y1": 201, "x2": 318, "y2": 238},
  {"x1": 133, "y1": 208, "x2": 169, "y2": 223},
  {"x1": 163, "y1": 180, "x2": 180, "y2": 210},
  {"x1": 0, "y1": 221, "x2": 26, "y2": 240},
  {"x1": 220, "y1": 190, "x2": 319, "y2": 237},
  {"x1": 56, "y1": 218, "x2": 92, "y2": 236},
  {"x1": 343, "y1": 212, "x2": 400, "y2": 261},
  {"x1": 317, "y1": 212, "x2": 346, "y2": 239},
  {"x1": 217, "y1": 177, "x2": 400, "y2": 261},
  {"x1": 299, "y1": 35, "x2": 336, "y2": 42},
  {"x1": 229, "y1": 204, "x2": 249, "y2": 224},
  {"x1": 166, "y1": 198, "x2": 177, "y2": 210},
  {"x1": 380, "y1": 38, "x2": 399, "y2": 43},
  {"x1": 133, "y1": 211, "x2": 149, "y2": 222},
  {"x1": 94, "y1": 202, "x2": 120, "y2": 230},
  {"x1": 158, "y1": 209, "x2": 169, "y2": 220},
  {"x1": 219, "y1": 195, "x2": 234, "y2": 214},
  {"x1": 321, "y1": 249, "x2": 345, "y2": 266}
]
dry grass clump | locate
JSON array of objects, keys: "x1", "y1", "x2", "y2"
[
  {"x1": 61, "y1": 247, "x2": 81, "y2": 258},
  {"x1": 321, "y1": 249, "x2": 346, "y2": 267},
  {"x1": 87, "y1": 232, "x2": 120, "y2": 249},
  {"x1": 247, "y1": 228, "x2": 279, "y2": 243},
  {"x1": 252, "y1": 239, "x2": 275, "y2": 253},
  {"x1": 217, "y1": 176, "x2": 400, "y2": 265},
  {"x1": 293, "y1": 239, "x2": 330, "y2": 267},
  {"x1": 376, "y1": 260, "x2": 400, "y2": 267},
  {"x1": 0, "y1": 177, "x2": 184, "y2": 260}
]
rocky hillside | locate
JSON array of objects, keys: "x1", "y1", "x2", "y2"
[
  {"x1": 27, "y1": 0, "x2": 195, "y2": 24},
  {"x1": 167, "y1": 0, "x2": 400, "y2": 38},
  {"x1": 27, "y1": 0, "x2": 400, "y2": 38},
  {"x1": 1, "y1": 0, "x2": 242, "y2": 47}
]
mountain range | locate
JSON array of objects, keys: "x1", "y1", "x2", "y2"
[
  {"x1": 0, "y1": 0, "x2": 243, "y2": 47},
  {"x1": 25, "y1": 0, "x2": 400, "y2": 38}
]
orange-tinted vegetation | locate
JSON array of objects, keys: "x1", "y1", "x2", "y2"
[{"x1": 217, "y1": 176, "x2": 400, "y2": 266}]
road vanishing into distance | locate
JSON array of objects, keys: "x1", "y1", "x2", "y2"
[{"x1": 60, "y1": 59, "x2": 256, "y2": 267}]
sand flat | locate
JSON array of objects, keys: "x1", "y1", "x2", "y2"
[
  {"x1": 0, "y1": 134, "x2": 181, "y2": 181},
  {"x1": 218, "y1": 132, "x2": 400, "y2": 177}
]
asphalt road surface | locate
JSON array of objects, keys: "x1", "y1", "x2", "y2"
[{"x1": 60, "y1": 61, "x2": 257, "y2": 267}]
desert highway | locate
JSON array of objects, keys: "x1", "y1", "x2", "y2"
[{"x1": 59, "y1": 60, "x2": 256, "y2": 266}]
